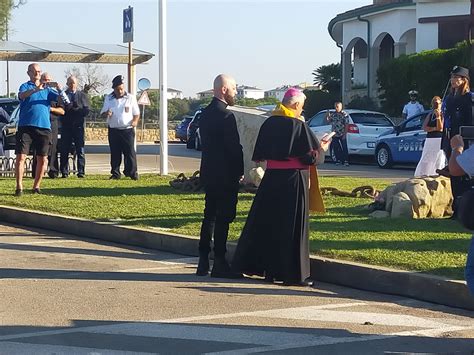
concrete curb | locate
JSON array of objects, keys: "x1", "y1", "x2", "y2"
[{"x1": 1, "y1": 205, "x2": 473, "y2": 311}]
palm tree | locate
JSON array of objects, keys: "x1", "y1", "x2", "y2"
[{"x1": 312, "y1": 63, "x2": 341, "y2": 95}]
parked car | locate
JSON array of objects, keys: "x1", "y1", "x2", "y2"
[
  {"x1": 175, "y1": 115, "x2": 193, "y2": 143},
  {"x1": 2, "y1": 106, "x2": 20, "y2": 151},
  {"x1": 0, "y1": 98, "x2": 19, "y2": 116},
  {"x1": 186, "y1": 110, "x2": 202, "y2": 150},
  {"x1": 307, "y1": 109, "x2": 394, "y2": 161},
  {"x1": 0, "y1": 98, "x2": 20, "y2": 152},
  {"x1": 375, "y1": 110, "x2": 431, "y2": 168}
]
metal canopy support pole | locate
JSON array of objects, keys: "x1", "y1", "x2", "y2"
[{"x1": 159, "y1": 0, "x2": 168, "y2": 175}]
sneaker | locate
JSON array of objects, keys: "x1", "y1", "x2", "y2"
[
  {"x1": 61, "y1": 174, "x2": 68, "y2": 178},
  {"x1": 77, "y1": 173, "x2": 85, "y2": 178},
  {"x1": 344, "y1": 161, "x2": 350, "y2": 166},
  {"x1": 32, "y1": 188, "x2": 41, "y2": 194},
  {"x1": 14, "y1": 189, "x2": 23, "y2": 197}
]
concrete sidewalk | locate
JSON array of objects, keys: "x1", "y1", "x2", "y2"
[{"x1": 1, "y1": 205, "x2": 473, "y2": 311}]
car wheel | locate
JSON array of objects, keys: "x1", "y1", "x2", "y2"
[{"x1": 376, "y1": 145, "x2": 393, "y2": 168}]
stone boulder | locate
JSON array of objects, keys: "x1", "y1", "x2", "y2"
[
  {"x1": 249, "y1": 167, "x2": 265, "y2": 187},
  {"x1": 391, "y1": 192, "x2": 414, "y2": 218},
  {"x1": 372, "y1": 176, "x2": 452, "y2": 219}
]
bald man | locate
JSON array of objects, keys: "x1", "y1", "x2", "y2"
[
  {"x1": 196, "y1": 74, "x2": 244, "y2": 278},
  {"x1": 60, "y1": 75, "x2": 90, "y2": 178}
]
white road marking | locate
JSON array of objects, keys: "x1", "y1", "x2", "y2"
[
  {"x1": 255, "y1": 307, "x2": 449, "y2": 328},
  {"x1": 0, "y1": 302, "x2": 366, "y2": 342},
  {"x1": 0, "y1": 302, "x2": 472, "y2": 354}
]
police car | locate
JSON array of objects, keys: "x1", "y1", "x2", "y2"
[{"x1": 375, "y1": 110, "x2": 431, "y2": 168}]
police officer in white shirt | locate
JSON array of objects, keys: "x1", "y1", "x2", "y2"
[
  {"x1": 100, "y1": 75, "x2": 140, "y2": 180},
  {"x1": 402, "y1": 90, "x2": 425, "y2": 120}
]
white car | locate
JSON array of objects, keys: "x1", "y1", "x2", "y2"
[{"x1": 307, "y1": 109, "x2": 394, "y2": 160}]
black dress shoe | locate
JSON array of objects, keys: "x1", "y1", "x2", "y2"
[
  {"x1": 61, "y1": 174, "x2": 68, "y2": 178},
  {"x1": 14, "y1": 189, "x2": 23, "y2": 197},
  {"x1": 211, "y1": 258, "x2": 243, "y2": 279},
  {"x1": 196, "y1": 256, "x2": 210, "y2": 276},
  {"x1": 130, "y1": 174, "x2": 139, "y2": 181},
  {"x1": 109, "y1": 175, "x2": 120, "y2": 180},
  {"x1": 77, "y1": 173, "x2": 85, "y2": 178}
]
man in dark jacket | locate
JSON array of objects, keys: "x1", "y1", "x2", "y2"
[
  {"x1": 60, "y1": 76, "x2": 90, "y2": 178},
  {"x1": 196, "y1": 74, "x2": 244, "y2": 278}
]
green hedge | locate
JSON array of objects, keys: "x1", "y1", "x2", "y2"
[{"x1": 377, "y1": 41, "x2": 471, "y2": 117}]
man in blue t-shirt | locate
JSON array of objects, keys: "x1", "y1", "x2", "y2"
[{"x1": 15, "y1": 63, "x2": 59, "y2": 196}]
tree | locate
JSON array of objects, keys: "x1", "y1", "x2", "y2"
[
  {"x1": 64, "y1": 64, "x2": 110, "y2": 95},
  {"x1": 312, "y1": 63, "x2": 341, "y2": 95},
  {"x1": 0, "y1": 1, "x2": 26, "y2": 41}
]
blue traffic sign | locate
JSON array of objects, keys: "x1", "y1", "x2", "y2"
[{"x1": 123, "y1": 6, "x2": 134, "y2": 43}]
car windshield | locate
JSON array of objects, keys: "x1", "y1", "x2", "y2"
[
  {"x1": 0, "y1": 101, "x2": 19, "y2": 116},
  {"x1": 350, "y1": 113, "x2": 393, "y2": 126}
]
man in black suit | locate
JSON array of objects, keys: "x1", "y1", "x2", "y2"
[
  {"x1": 60, "y1": 75, "x2": 90, "y2": 178},
  {"x1": 196, "y1": 74, "x2": 244, "y2": 278}
]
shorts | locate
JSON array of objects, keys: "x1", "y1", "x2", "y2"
[{"x1": 15, "y1": 126, "x2": 52, "y2": 156}]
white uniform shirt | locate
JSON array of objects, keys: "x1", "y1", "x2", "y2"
[
  {"x1": 457, "y1": 146, "x2": 474, "y2": 177},
  {"x1": 100, "y1": 92, "x2": 140, "y2": 129},
  {"x1": 402, "y1": 101, "x2": 424, "y2": 119}
]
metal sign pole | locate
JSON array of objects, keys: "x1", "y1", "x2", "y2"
[{"x1": 159, "y1": 0, "x2": 169, "y2": 175}]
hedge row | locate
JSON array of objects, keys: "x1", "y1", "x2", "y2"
[{"x1": 377, "y1": 41, "x2": 471, "y2": 116}]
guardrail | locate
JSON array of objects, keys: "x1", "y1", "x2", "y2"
[
  {"x1": 0, "y1": 157, "x2": 33, "y2": 177},
  {"x1": 0, "y1": 156, "x2": 76, "y2": 177}
]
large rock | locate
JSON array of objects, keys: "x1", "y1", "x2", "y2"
[
  {"x1": 249, "y1": 167, "x2": 265, "y2": 187},
  {"x1": 391, "y1": 192, "x2": 414, "y2": 218},
  {"x1": 375, "y1": 176, "x2": 452, "y2": 219}
]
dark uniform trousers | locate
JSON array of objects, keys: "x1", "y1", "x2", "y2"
[
  {"x1": 60, "y1": 121, "x2": 85, "y2": 176},
  {"x1": 48, "y1": 116, "x2": 59, "y2": 176},
  {"x1": 108, "y1": 127, "x2": 137, "y2": 178},
  {"x1": 199, "y1": 185, "x2": 239, "y2": 258}
]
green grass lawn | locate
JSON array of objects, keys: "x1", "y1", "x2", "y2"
[{"x1": 0, "y1": 174, "x2": 470, "y2": 280}]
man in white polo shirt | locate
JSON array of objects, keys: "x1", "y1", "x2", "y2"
[
  {"x1": 402, "y1": 90, "x2": 424, "y2": 120},
  {"x1": 100, "y1": 75, "x2": 140, "y2": 180},
  {"x1": 449, "y1": 134, "x2": 474, "y2": 294}
]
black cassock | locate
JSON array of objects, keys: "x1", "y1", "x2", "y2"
[{"x1": 232, "y1": 115, "x2": 320, "y2": 283}]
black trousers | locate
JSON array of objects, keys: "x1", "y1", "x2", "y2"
[
  {"x1": 60, "y1": 122, "x2": 85, "y2": 176},
  {"x1": 108, "y1": 127, "x2": 137, "y2": 178},
  {"x1": 332, "y1": 136, "x2": 348, "y2": 163},
  {"x1": 199, "y1": 185, "x2": 239, "y2": 258},
  {"x1": 48, "y1": 117, "x2": 59, "y2": 176}
]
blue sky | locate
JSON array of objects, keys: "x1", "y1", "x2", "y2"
[{"x1": 3, "y1": 0, "x2": 371, "y2": 98}]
